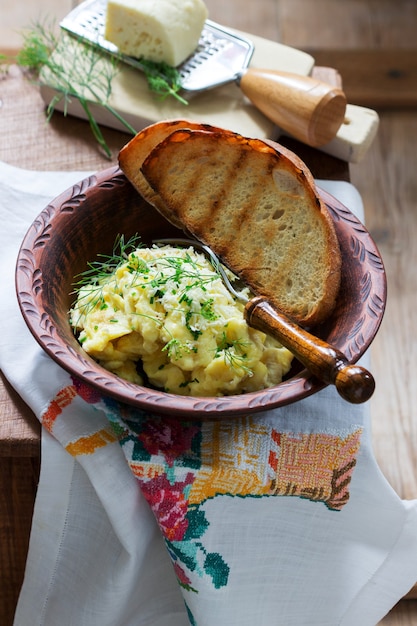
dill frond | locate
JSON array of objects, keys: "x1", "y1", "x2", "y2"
[
  {"x1": 139, "y1": 58, "x2": 188, "y2": 105},
  {"x1": 16, "y1": 21, "x2": 137, "y2": 158},
  {"x1": 216, "y1": 332, "x2": 252, "y2": 375},
  {"x1": 72, "y1": 234, "x2": 143, "y2": 290}
]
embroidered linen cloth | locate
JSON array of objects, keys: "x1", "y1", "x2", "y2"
[{"x1": 1, "y1": 161, "x2": 417, "y2": 626}]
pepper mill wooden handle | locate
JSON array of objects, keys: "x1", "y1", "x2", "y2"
[
  {"x1": 245, "y1": 296, "x2": 375, "y2": 404},
  {"x1": 239, "y1": 68, "x2": 347, "y2": 147}
]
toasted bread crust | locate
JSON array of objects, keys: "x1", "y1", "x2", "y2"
[
  {"x1": 120, "y1": 122, "x2": 341, "y2": 326},
  {"x1": 119, "y1": 119, "x2": 229, "y2": 227}
]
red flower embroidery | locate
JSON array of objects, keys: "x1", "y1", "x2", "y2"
[
  {"x1": 138, "y1": 418, "x2": 199, "y2": 466},
  {"x1": 71, "y1": 376, "x2": 102, "y2": 404},
  {"x1": 173, "y1": 562, "x2": 192, "y2": 586},
  {"x1": 141, "y1": 473, "x2": 194, "y2": 541}
]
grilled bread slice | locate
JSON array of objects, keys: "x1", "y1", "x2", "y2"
[
  {"x1": 119, "y1": 119, "x2": 228, "y2": 227},
  {"x1": 122, "y1": 125, "x2": 342, "y2": 326}
]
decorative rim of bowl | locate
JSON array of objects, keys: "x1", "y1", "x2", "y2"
[{"x1": 15, "y1": 167, "x2": 387, "y2": 418}]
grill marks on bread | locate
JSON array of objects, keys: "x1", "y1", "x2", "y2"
[
  {"x1": 118, "y1": 119, "x2": 227, "y2": 226},
  {"x1": 163, "y1": 136, "x2": 261, "y2": 246},
  {"x1": 122, "y1": 123, "x2": 341, "y2": 326}
]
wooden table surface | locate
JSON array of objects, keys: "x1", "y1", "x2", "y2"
[{"x1": 1, "y1": 1, "x2": 417, "y2": 624}]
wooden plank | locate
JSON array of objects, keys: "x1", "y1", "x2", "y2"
[
  {"x1": 380, "y1": 601, "x2": 417, "y2": 625},
  {"x1": 278, "y1": 0, "x2": 417, "y2": 50},
  {"x1": 205, "y1": 0, "x2": 280, "y2": 40},
  {"x1": 307, "y1": 49, "x2": 417, "y2": 108},
  {"x1": 277, "y1": 0, "x2": 417, "y2": 108},
  {"x1": 0, "y1": 456, "x2": 40, "y2": 626},
  {"x1": 350, "y1": 109, "x2": 417, "y2": 503},
  {"x1": 0, "y1": 373, "x2": 40, "y2": 458}
]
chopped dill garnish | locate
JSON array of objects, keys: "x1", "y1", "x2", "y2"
[
  {"x1": 216, "y1": 332, "x2": 252, "y2": 375},
  {"x1": 73, "y1": 234, "x2": 142, "y2": 285},
  {"x1": 179, "y1": 377, "x2": 199, "y2": 388},
  {"x1": 200, "y1": 298, "x2": 217, "y2": 321},
  {"x1": 69, "y1": 237, "x2": 259, "y2": 381},
  {"x1": 162, "y1": 337, "x2": 191, "y2": 360},
  {"x1": 70, "y1": 234, "x2": 142, "y2": 320}
]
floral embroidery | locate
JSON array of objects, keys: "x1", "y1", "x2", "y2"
[
  {"x1": 140, "y1": 473, "x2": 194, "y2": 541},
  {"x1": 72, "y1": 375, "x2": 102, "y2": 404},
  {"x1": 43, "y1": 380, "x2": 363, "y2": 605},
  {"x1": 101, "y1": 397, "x2": 230, "y2": 591},
  {"x1": 137, "y1": 418, "x2": 201, "y2": 468},
  {"x1": 41, "y1": 384, "x2": 77, "y2": 432},
  {"x1": 65, "y1": 428, "x2": 118, "y2": 456},
  {"x1": 98, "y1": 396, "x2": 362, "y2": 595}
]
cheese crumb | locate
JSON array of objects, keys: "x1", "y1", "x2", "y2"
[{"x1": 104, "y1": 0, "x2": 209, "y2": 67}]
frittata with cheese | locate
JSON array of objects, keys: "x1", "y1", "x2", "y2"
[{"x1": 69, "y1": 243, "x2": 293, "y2": 396}]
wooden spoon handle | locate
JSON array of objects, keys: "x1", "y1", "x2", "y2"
[
  {"x1": 245, "y1": 296, "x2": 375, "y2": 404},
  {"x1": 239, "y1": 68, "x2": 347, "y2": 147}
]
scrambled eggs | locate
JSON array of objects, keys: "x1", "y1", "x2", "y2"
[{"x1": 70, "y1": 243, "x2": 293, "y2": 396}]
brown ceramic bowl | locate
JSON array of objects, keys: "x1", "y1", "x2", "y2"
[{"x1": 16, "y1": 166, "x2": 386, "y2": 418}]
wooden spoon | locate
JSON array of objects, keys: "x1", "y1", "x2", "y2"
[{"x1": 245, "y1": 295, "x2": 374, "y2": 403}]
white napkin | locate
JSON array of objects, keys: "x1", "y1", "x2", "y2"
[{"x1": 1, "y1": 161, "x2": 417, "y2": 626}]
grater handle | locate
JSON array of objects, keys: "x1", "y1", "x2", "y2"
[{"x1": 239, "y1": 69, "x2": 347, "y2": 147}]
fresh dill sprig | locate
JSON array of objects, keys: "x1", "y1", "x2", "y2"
[
  {"x1": 139, "y1": 58, "x2": 188, "y2": 105},
  {"x1": 16, "y1": 19, "x2": 189, "y2": 157},
  {"x1": 72, "y1": 234, "x2": 142, "y2": 291},
  {"x1": 149, "y1": 254, "x2": 220, "y2": 296},
  {"x1": 16, "y1": 22, "x2": 137, "y2": 158},
  {"x1": 70, "y1": 234, "x2": 142, "y2": 320}
]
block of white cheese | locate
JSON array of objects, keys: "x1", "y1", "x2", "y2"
[{"x1": 104, "y1": 0, "x2": 209, "y2": 67}]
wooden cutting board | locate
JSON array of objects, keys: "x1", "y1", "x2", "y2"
[
  {"x1": 39, "y1": 31, "x2": 378, "y2": 163},
  {"x1": 41, "y1": 31, "x2": 314, "y2": 137},
  {"x1": 40, "y1": 30, "x2": 314, "y2": 140}
]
